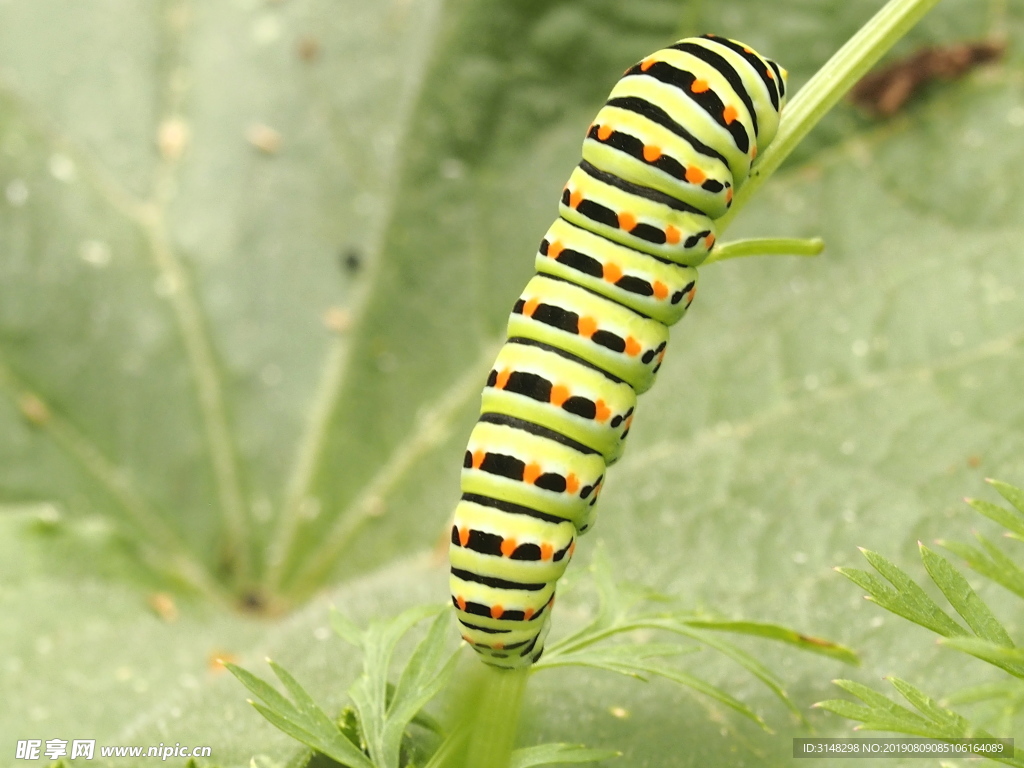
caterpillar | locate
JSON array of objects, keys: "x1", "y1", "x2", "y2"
[{"x1": 449, "y1": 35, "x2": 788, "y2": 668}]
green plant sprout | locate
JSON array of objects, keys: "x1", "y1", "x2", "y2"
[
  {"x1": 231, "y1": 551, "x2": 855, "y2": 768},
  {"x1": 819, "y1": 479, "x2": 1024, "y2": 767}
]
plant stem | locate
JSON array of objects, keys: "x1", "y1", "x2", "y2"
[
  {"x1": 716, "y1": 0, "x2": 943, "y2": 234},
  {"x1": 704, "y1": 237, "x2": 824, "y2": 265},
  {"x1": 422, "y1": 728, "x2": 468, "y2": 768},
  {"x1": 464, "y1": 666, "x2": 530, "y2": 768}
]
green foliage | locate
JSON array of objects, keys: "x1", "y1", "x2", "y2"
[
  {"x1": 231, "y1": 606, "x2": 457, "y2": 768},
  {"x1": 232, "y1": 554, "x2": 848, "y2": 766},
  {"x1": 230, "y1": 604, "x2": 622, "y2": 768},
  {"x1": 817, "y1": 678, "x2": 1024, "y2": 768},
  {"x1": 507, "y1": 744, "x2": 621, "y2": 768},
  {"x1": 823, "y1": 481, "x2": 1024, "y2": 761},
  {"x1": 229, "y1": 660, "x2": 376, "y2": 768},
  {"x1": 537, "y1": 551, "x2": 858, "y2": 730}
]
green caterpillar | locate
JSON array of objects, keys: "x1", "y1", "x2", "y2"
[{"x1": 450, "y1": 35, "x2": 788, "y2": 668}]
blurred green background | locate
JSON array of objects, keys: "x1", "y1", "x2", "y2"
[{"x1": 1, "y1": 0, "x2": 1022, "y2": 765}]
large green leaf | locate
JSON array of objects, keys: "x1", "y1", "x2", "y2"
[{"x1": 1, "y1": 0, "x2": 1021, "y2": 766}]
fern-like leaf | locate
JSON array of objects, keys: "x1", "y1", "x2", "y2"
[
  {"x1": 939, "y1": 535, "x2": 1024, "y2": 600},
  {"x1": 918, "y1": 544, "x2": 1013, "y2": 646},
  {"x1": 537, "y1": 548, "x2": 856, "y2": 729},
  {"x1": 824, "y1": 481, "x2": 1024, "y2": 765},
  {"x1": 818, "y1": 676, "x2": 1024, "y2": 768},
  {"x1": 838, "y1": 549, "x2": 968, "y2": 637}
]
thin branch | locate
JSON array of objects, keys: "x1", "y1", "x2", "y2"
[{"x1": 704, "y1": 237, "x2": 824, "y2": 265}]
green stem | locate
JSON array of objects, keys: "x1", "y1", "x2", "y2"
[
  {"x1": 704, "y1": 237, "x2": 824, "y2": 265},
  {"x1": 716, "y1": 0, "x2": 943, "y2": 233},
  {"x1": 464, "y1": 666, "x2": 530, "y2": 768},
  {"x1": 423, "y1": 728, "x2": 468, "y2": 768}
]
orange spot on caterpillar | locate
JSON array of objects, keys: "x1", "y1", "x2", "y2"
[
  {"x1": 657, "y1": 348, "x2": 667, "y2": 363},
  {"x1": 705, "y1": 233, "x2": 716, "y2": 249},
  {"x1": 723, "y1": 105, "x2": 738, "y2": 124},
  {"x1": 577, "y1": 316, "x2": 598, "y2": 338},
  {"x1": 602, "y1": 262, "x2": 623, "y2": 283},
  {"x1": 642, "y1": 145, "x2": 662, "y2": 162},
  {"x1": 550, "y1": 385, "x2": 570, "y2": 406},
  {"x1": 523, "y1": 462, "x2": 542, "y2": 484},
  {"x1": 569, "y1": 190, "x2": 583, "y2": 209},
  {"x1": 597, "y1": 124, "x2": 613, "y2": 141},
  {"x1": 461, "y1": 634, "x2": 473, "y2": 644},
  {"x1": 725, "y1": 188, "x2": 733, "y2": 203},
  {"x1": 664, "y1": 225, "x2": 680, "y2": 245},
  {"x1": 540, "y1": 543, "x2": 554, "y2": 560},
  {"x1": 523, "y1": 297, "x2": 540, "y2": 317},
  {"x1": 617, "y1": 212, "x2": 636, "y2": 231},
  {"x1": 652, "y1": 281, "x2": 669, "y2": 299},
  {"x1": 471, "y1": 450, "x2": 485, "y2": 469},
  {"x1": 500, "y1": 538, "x2": 517, "y2": 557},
  {"x1": 691, "y1": 79, "x2": 709, "y2": 93},
  {"x1": 491, "y1": 605, "x2": 504, "y2": 619},
  {"x1": 766, "y1": 68, "x2": 775, "y2": 80},
  {"x1": 640, "y1": 58, "x2": 655, "y2": 72},
  {"x1": 744, "y1": 46, "x2": 754, "y2": 54},
  {"x1": 493, "y1": 642, "x2": 504, "y2": 650},
  {"x1": 594, "y1": 399, "x2": 611, "y2": 422},
  {"x1": 687, "y1": 286, "x2": 697, "y2": 304},
  {"x1": 495, "y1": 368, "x2": 511, "y2": 389},
  {"x1": 624, "y1": 414, "x2": 634, "y2": 429},
  {"x1": 751, "y1": 145, "x2": 758, "y2": 159},
  {"x1": 685, "y1": 166, "x2": 706, "y2": 184},
  {"x1": 624, "y1": 337, "x2": 641, "y2": 356},
  {"x1": 569, "y1": 540, "x2": 576, "y2": 557},
  {"x1": 456, "y1": 596, "x2": 467, "y2": 611},
  {"x1": 523, "y1": 608, "x2": 535, "y2": 620},
  {"x1": 459, "y1": 527, "x2": 470, "y2": 547},
  {"x1": 565, "y1": 474, "x2": 580, "y2": 495},
  {"x1": 548, "y1": 240, "x2": 564, "y2": 259}
]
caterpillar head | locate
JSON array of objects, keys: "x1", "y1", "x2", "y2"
[
  {"x1": 698, "y1": 35, "x2": 788, "y2": 152},
  {"x1": 744, "y1": 48, "x2": 788, "y2": 150}
]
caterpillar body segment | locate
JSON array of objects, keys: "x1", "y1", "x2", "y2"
[
  {"x1": 481, "y1": 341, "x2": 637, "y2": 463},
  {"x1": 451, "y1": 35, "x2": 787, "y2": 668},
  {"x1": 536, "y1": 218, "x2": 699, "y2": 326},
  {"x1": 508, "y1": 275, "x2": 671, "y2": 394},
  {"x1": 461, "y1": 417, "x2": 606, "y2": 525},
  {"x1": 560, "y1": 161, "x2": 717, "y2": 266},
  {"x1": 582, "y1": 105, "x2": 734, "y2": 220}
]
